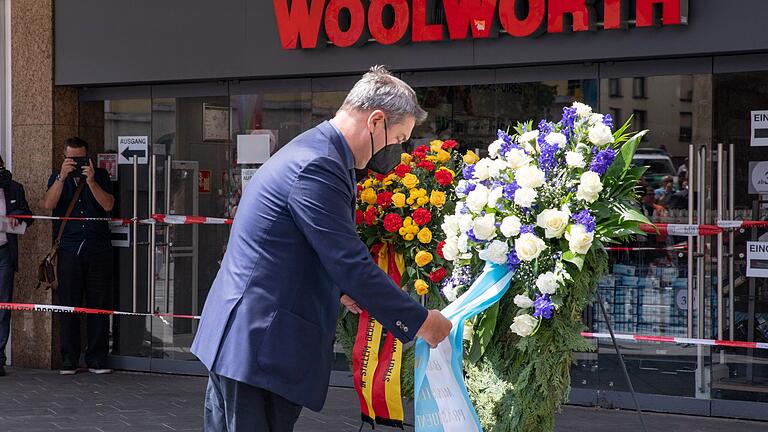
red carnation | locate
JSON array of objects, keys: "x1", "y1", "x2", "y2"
[
  {"x1": 377, "y1": 191, "x2": 393, "y2": 208},
  {"x1": 394, "y1": 164, "x2": 411, "y2": 178},
  {"x1": 364, "y1": 207, "x2": 379, "y2": 225},
  {"x1": 355, "y1": 209, "x2": 365, "y2": 225},
  {"x1": 374, "y1": 173, "x2": 385, "y2": 181},
  {"x1": 383, "y1": 213, "x2": 403, "y2": 233},
  {"x1": 416, "y1": 160, "x2": 436, "y2": 171},
  {"x1": 413, "y1": 208, "x2": 432, "y2": 226},
  {"x1": 356, "y1": 184, "x2": 363, "y2": 196},
  {"x1": 436, "y1": 240, "x2": 446, "y2": 258},
  {"x1": 434, "y1": 169, "x2": 454, "y2": 186},
  {"x1": 442, "y1": 139, "x2": 458, "y2": 150},
  {"x1": 429, "y1": 267, "x2": 447, "y2": 283},
  {"x1": 413, "y1": 145, "x2": 428, "y2": 159}
]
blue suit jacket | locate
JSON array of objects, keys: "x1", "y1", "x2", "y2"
[{"x1": 191, "y1": 121, "x2": 428, "y2": 411}]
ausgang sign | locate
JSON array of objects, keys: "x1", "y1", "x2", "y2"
[{"x1": 273, "y1": 0, "x2": 689, "y2": 50}]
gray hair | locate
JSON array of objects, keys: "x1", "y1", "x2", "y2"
[{"x1": 340, "y1": 65, "x2": 428, "y2": 125}]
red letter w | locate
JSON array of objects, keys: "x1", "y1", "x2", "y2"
[
  {"x1": 273, "y1": 0, "x2": 327, "y2": 49},
  {"x1": 443, "y1": 0, "x2": 498, "y2": 40}
]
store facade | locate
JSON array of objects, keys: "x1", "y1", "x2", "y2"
[{"x1": 47, "y1": 0, "x2": 768, "y2": 421}]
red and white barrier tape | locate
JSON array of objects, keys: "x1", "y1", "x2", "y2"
[
  {"x1": 0, "y1": 302, "x2": 200, "y2": 320},
  {"x1": 581, "y1": 332, "x2": 768, "y2": 350},
  {"x1": 606, "y1": 245, "x2": 688, "y2": 252},
  {"x1": 150, "y1": 214, "x2": 233, "y2": 225}
]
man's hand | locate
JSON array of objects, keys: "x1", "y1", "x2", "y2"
[
  {"x1": 340, "y1": 294, "x2": 362, "y2": 314},
  {"x1": 60, "y1": 158, "x2": 76, "y2": 179},
  {"x1": 416, "y1": 310, "x2": 452, "y2": 348},
  {"x1": 83, "y1": 159, "x2": 96, "y2": 185},
  {"x1": 7, "y1": 217, "x2": 18, "y2": 229}
]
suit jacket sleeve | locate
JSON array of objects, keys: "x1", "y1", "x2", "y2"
[
  {"x1": 288, "y1": 157, "x2": 428, "y2": 343},
  {"x1": 9, "y1": 183, "x2": 33, "y2": 227}
]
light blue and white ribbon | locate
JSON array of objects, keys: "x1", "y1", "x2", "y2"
[{"x1": 414, "y1": 263, "x2": 514, "y2": 432}]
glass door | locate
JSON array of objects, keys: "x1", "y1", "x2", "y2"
[
  {"x1": 712, "y1": 71, "x2": 768, "y2": 403},
  {"x1": 149, "y1": 85, "x2": 231, "y2": 372}
]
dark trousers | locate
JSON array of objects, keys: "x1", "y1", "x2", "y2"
[
  {"x1": 57, "y1": 248, "x2": 113, "y2": 369},
  {"x1": 204, "y1": 372, "x2": 303, "y2": 432},
  {"x1": 0, "y1": 246, "x2": 14, "y2": 365}
]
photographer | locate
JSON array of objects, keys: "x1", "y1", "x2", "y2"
[
  {"x1": 43, "y1": 137, "x2": 115, "y2": 375},
  {"x1": 0, "y1": 156, "x2": 33, "y2": 377}
]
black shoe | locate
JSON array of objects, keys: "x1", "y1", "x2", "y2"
[{"x1": 0, "y1": 365, "x2": 6, "y2": 376}]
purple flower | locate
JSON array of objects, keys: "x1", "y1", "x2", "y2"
[
  {"x1": 538, "y1": 142, "x2": 560, "y2": 174},
  {"x1": 497, "y1": 129, "x2": 513, "y2": 143},
  {"x1": 503, "y1": 181, "x2": 520, "y2": 201},
  {"x1": 520, "y1": 224, "x2": 536, "y2": 235},
  {"x1": 602, "y1": 114, "x2": 614, "y2": 129},
  {"x1": 560, "y1": 107, "x2": 578, "y2": 139},
  {"x1": 572, "y1": 210, "x2": 596, "y2": 233},
  {"x1": 462, "y1": 164, "x2": 475, "y2": 180},
  {"x1": 457, "y1": 181, "x2": 476, "y2": 196},
  {"x1": 590, "y1": 148, "x2": 616, "y2": 176},
  {"x1": 533, "y1": 294, "x2": 554, "y2": 320},
  {"x1": 466, "y1": 229, "x2": 481, "y2": 243},
  {"x1": 507, "y1": 250, "x2": 521, "y2": 271}
]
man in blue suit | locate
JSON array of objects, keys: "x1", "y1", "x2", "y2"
[{"x1": 192, "y1": 66, "x2": 452, "y2": 432}]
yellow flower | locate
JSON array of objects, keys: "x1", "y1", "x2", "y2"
[
  {"x1": 430, "y1": 140, "x2": 444, "y2": 153},
  {"x1": 414, "y1": 279, "x2": 429, "y2": 296},
  {"x1": 383, "y1": 174, "x2": 397, "y2": 186},
  {"x1": 426, "y1": 155, "x2": 438, "y2": 163},
  {"x1": 430, "y1": 190, "x2": 446, "y2": 208},
  {"x1": 401, "y1": 153, "x2": 413, "y2": 164},
  {"x1": 415, "y1": 251, "x2": 433, "y2": 267},
  {"x1": 436, "y1": 149, "x2": 451, "y2": 163},
  {"x1": 417, "y1": 227, "x2": 433, "y2": 244},
  {"x1": 362, "y1": 178, "x2": 374, "y2": 189},
  {"x1": 399, "y1": 217, "x2": 420, "y2": 240},
  {"x1": 463, "y1": 150, "x2": 480, "y2": 165},
  {"x1": 361, "y1": 188, "x2": 377, "y2": 205},
  {"x1": 417, "y1": 196, "x2": 429, "y2": 207},
  {"x1": 401, "y1": 173, "x2": 419, "y2": 189},
  {"x1": 392, "y1": 193, "x2": 406, "y2": 208}
]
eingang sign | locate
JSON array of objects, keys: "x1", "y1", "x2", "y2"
[{"x1": 273, "y1": 0, "x2": 689, "y2": 50}]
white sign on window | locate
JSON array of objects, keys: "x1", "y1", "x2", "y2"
[
  {"x1": 751, "y1": 111, "x2": 768, "y2": 147},
  {"x1": 747, "y1": 241, "x2": 768, "y2": 278}
]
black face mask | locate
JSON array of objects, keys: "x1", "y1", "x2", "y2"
[
  {"x1": 366, "y1": 119, "x2": 403, "y2": 175},
  {"x1": 0, "y1": 168, "x2": 11, "y2": 189}
]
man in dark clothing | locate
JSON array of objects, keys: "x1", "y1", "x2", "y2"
[
  {"x1": 0, "y1": 156, "x2": 33, "y2": 377},
  {"x1": 43, "y1": 137, "x2": 115, "y2": 375}
]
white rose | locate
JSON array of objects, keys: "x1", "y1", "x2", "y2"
[
  {"x1": 487, "y1": 187, "x2": 503, "y2": 209},
  {"x1": 565, "y1": 151, "x2": 586, "y2": 168},
  {"x1": 489, "y1": 159, "x2": 508, "y2": 179},
  {"x1": 466, "y1": 184, "x2": 490, "y2": 212},
  {"x1": 442, "y1": 236, "x2": 460, "y2": 261},
  {"x1": 515, "y1": 233, "x2": 546, "y2": 262},
  {"x1": 518, "y1": 130, "x2": 539, "y2": 146},
  {"x1": 506, "y1": 148, "x2": 532, "y2": 171},
  {"x1": 510, "y1": 314, "x2": 538, "y2": 337},
  {"x1": 545, "y1": 132, "x2": 568, "y2": 148},
  {"x1": 536, "y1": 271, "x2": 560, "y2": 295},
  {"x1": 514, "y1": 294, "x2": 534, "y2": 309},
  {"x1": 514, "y1": 187, "x2": 537, "y2": 208},
  {"x1": 588, "y1": 113, "x2": 604, "y2": 126},
  {"x1": 536, "y1": 207, "x2": 571, "y2": 239},
  {"x1": 472, "y1": 214, "x2": 497, "y2": 241},
  {"x1": 473, "y1": 159, "x2": 493, "y2": 180},
  {"x1": 443, "y1": 284, "x2": 459, "y2": 302},
  {"x1": 566, "y1": 224, "x2": 594, "y2": 255},
  {"x1": 441, "y1": 215, "x2": 460, "y2": 237},
  {"x1": 458, "y1": 233, "x2": 470, "y2": 253},
  {"x1": 576, "y1": 171, "x2": 603, "y2": 203},
  {"x1": 478, "y1": 240, "x2": 509, "y2": 265},
  {"x1": 573, "y1": 102, "x2": 592, "y2": 118},
  {"x1": 458, "y1": 213, "x2": 474, "y2": 232},
  {"x1": 588, "y1": 123, "x2": 614, "y2": 146},
  {"x1": 488, "y1": 139, "x2": 503, "y2": 158},
  {"x1": 515, "y1": 165, "x2": 545, "y2": 189},
  {"x1": 500, "y1": 215, "x2": 522, "y2": 238}
]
